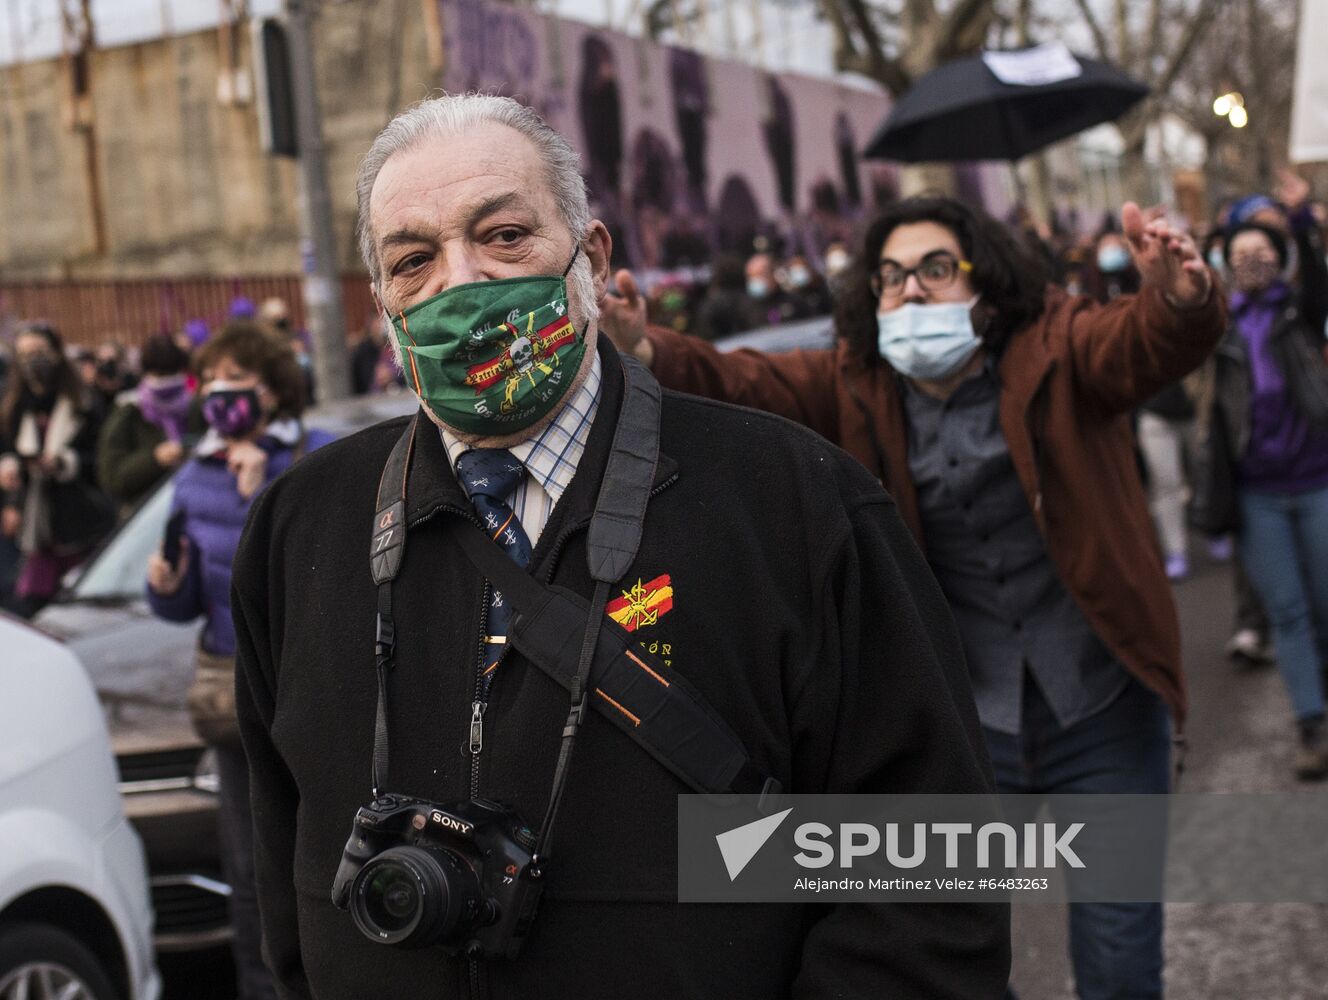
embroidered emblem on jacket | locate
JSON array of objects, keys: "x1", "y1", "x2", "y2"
[{"x1": 606, "y1": 574, "x2": 674, "y2": 632}]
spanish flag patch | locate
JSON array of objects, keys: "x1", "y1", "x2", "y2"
[{"x1": 606, "y1": 574, "x2": 674, "y2": 632}]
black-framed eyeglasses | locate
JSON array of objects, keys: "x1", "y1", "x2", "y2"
[{"x1": 871, "y1": 251, "x2": 973, "y2": 300}]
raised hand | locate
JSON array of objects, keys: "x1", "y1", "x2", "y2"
[
  {"x1": 1121, "y1": 201, "x2": 1212, "y2": 309},
  {"x1": 147, "y1": 537, "x2": 190, "y2": 596},
  {"x1": 597, "y1": 269, "x2": 654, "y2": 367},
  {"x1": 227, "y1": 440, "x2": 269, "y2": 500},
  {"x1": 1275, "y1": 168, "x2": 1310, "y2": 212}
]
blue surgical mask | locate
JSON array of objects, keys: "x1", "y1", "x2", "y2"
[
  {"x1": 746, "y1": 278, "x2": 770, "y2": 300},
  {"x1": 1207, "y1": 247, "x2": 1226, "y2": 272},
  {"x1": 877, "y1": 296, "x2": 982, "y2": 380},
  {"x1": 1097, "y1": 245, "x2": 1131, "y2": 273}
]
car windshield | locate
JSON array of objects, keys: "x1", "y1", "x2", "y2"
[{"x1": 67, "y1": 478, "x2": 175, "y2": 602}]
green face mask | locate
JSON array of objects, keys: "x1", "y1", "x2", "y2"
[{"x1": 389, "y1": 249, "x2": 586, "y2": 435}]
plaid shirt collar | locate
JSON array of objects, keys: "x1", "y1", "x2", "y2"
[{"x1": 442, "y1": 350, "x2": 602, "y2": 505}]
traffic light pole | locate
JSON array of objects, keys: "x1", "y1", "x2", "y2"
[{"x1": 283, "y1": 0, "x2": 350, "y2": 402}]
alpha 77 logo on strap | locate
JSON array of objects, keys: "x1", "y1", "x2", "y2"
[{"x1": 606, "y1": 574, "x2": 674, "y2": 632}]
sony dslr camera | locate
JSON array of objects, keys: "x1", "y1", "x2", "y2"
[{"x1": 330, "y1": 793, "x2": 542, "y2": 959}]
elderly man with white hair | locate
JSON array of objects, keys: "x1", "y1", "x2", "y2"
[{"x1": 232, "y1": 93, "x2": 1007, "y2": 1000}]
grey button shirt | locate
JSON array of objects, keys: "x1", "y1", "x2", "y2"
[{"x1": 902, "y1": 361, "x2": 1129, "y2": 736}]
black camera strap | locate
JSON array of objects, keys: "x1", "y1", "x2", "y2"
[
  {"x1": 368, "y1": 413, "x2": 416, "y2": 798},
  {"x1": 369, "y1": 356, "x2": 779, "y2": 864},
  {"x1": 446, "y1": 520, "x2": 776, "y2": 800}
]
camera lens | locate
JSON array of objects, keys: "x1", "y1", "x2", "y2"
[
  {"x1": 350, "y1": 846, "x2": 479, "y2": 948},
  {"x1": 364, "y1": 867, "x2": 420, "y2": 932}
]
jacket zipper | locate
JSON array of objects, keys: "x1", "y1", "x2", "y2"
[
  {"x1": 469, "y1": 593, "x2": 490, "y2": 798},
  {"x1": 406, "y1": 506, "x2": 490, "y2": 998},
  {"x1": 463, "y1": 511, "x2": 490, "y2": 1000},
  {"x1": 410, "y1": 476, "x2": 678, "y2": 1000},
  {"x1": 405, "y1": 506, "x2": 494, "y2": 797}
]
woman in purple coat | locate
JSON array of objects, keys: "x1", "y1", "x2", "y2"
[
  {"x1": 1210, "y1": 221, "x2": 1328, "y2": 779},
  {"x1": 146, "y1": 322, "x2": 333, "y2": 1000}
]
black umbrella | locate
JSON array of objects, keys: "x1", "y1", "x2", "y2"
[{"x1": 862, "y1": 43, "x2": 1149, "y2": 163}]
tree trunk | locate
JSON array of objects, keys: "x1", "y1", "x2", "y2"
[
  {"x1": 898, "y1": 162, "x2": 958, "y2": 198},
  {"x1": 1025, "y1": 153, "x2": 1055, "y2": 228},
  {"x1": 1119, "y1": 138, "x2": 1152, "y2": 204},
  {"x1": 1201, "y1": 133, "x2": 1227, "y2": 219}
]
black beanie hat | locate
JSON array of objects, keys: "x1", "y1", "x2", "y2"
[{"x1": 1224, "y1": 221, "x2": 1288, "y2": 270}]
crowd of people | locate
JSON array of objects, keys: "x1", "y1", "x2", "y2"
[
  {"x1": 609, "y1": 173, "x2": 1328, "y2": 790},
  {"x1": 0, "y1": 297, "x2": 399, "y2": 614},
  {"x1": 634, "y1": 244, "x2": 849, "y2": 337},
  {"x1": 0, "y1": 242, "x2": 837, "y2": 622},
  {"x1": 1012, "y1": 173, "x2": 1328, "y2": 782},
  {"x1": 3, "y1": 93, "x2": 1328, "y2": 999}
]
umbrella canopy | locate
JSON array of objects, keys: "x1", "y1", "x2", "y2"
[{"x1": 863, "y1": 42, "x2": 1149, "y2": 163}]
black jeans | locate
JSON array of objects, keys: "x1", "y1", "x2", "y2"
[{"x1": 216, "y1": 742, "x2": 278, "y2": 1000}]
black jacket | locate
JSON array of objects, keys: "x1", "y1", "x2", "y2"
[
  {"x1": 96, "y1": 396, "x2": 206, "y2": 511},
  {"x1": 233, "y1": 344, "x2": 1008, "y2": 1000},
  {"x1": 1212, "y1": 301, "x2": 1328, "y2": 459},
  {"x1": 0, "y1": 391, "x2": 113, "y2": 553}
]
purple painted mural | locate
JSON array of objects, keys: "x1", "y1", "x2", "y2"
[{"x1": 440, "y1": 0, "x2": 982, "y2": 280}]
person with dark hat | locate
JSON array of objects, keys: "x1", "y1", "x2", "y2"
[
  {"x1": 1199, "y1": 216, "x2": 1328, "y2": 779},
  {"x1": 97, "y1": 332, "x2": 204, "y2": 514}
]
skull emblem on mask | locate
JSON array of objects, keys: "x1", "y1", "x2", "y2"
[{"x1": 509, "y1": 336, "x2": 534, "y2": 373}]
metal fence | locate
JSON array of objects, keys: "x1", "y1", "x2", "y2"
[{"x1": 0, "y1": 275, "x2": 379, "y2": 348}]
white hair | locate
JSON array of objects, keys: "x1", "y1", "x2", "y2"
[{"x1": 356, "y1": 94, "x2": 595, "y2": 321}]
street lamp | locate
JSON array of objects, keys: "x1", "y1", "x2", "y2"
[{"x1": 1213, "y1": 92, "x2": 1247, "y2": 128}]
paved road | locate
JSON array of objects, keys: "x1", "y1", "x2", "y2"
[{"x1": 1010, "y1": 547, "x2": 1328, "y2": 999}]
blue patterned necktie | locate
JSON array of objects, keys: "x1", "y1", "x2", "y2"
[{"x1": 455, "y1": 448, "x2": 534, "y2": 694}]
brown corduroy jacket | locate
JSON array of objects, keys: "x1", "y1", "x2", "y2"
[{"x1": 647, "y1": 283, "x2": 1227, "y2": 729}]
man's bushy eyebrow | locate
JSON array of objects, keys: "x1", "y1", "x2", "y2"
[
  {"x1": 377, "y1": 191, "x2": 537, "y2": 251},
  {"x1": 379, "y1": 227, "x2": 437, "y2": 250}
]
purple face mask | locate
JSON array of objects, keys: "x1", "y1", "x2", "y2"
[
  {"x1": 202, "y1": 384, "x2": 263, "y2": 438},
  {"x1": 138, "y1": 375, "x2": 192, "y2": 441}
]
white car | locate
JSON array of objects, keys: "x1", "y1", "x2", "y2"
[{"x1": 0, "y1": 615, "x2": 160, "y2": 1000}]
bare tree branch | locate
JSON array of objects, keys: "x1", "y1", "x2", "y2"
[
  {"x1": 837, "y1": 0, "x2": 913, "y2": 94},
  {"x1": 1115, "y1": 0, "x2": 1132, "y2": 71},
  {"x1": 1071, "y1": 0, "x2": 1111, "y2": 59},
  {"x1": 1143, "y1": 0, "x2": 1166, "y2": 75},
  {"x1": 817, "y1": 0, "x2": 995, "y2": 96},
  {"x1": 935, "y1": 0, "x2": 995, "y2": 57},
  {"x1": 903, "y1": 0, "x2": 932, "y2": 28},
  {"x1": 644, "y1": 0, "x2": 701, "y2": 40},
  {"x1": 1158, "y1": 93, "x2": 1225, "y2": 136},
  {"x1": 818, "y1": 0, "x2": 863, "y2": 65},
  {"x1": 1153, "y1": 0, "x2": 1225, "y2": 95}
]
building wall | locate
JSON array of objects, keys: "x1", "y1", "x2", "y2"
[{"x1": 0, "y1": 1, "x2": 435, "y2": 283}]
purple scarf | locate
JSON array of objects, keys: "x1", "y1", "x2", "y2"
[
  {"x1": 1232, "y1": 281, "x2": 1328, "y2": 492},
  {"x1": 137, "y1": 377, "x2": 193, "y2": 441}
]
